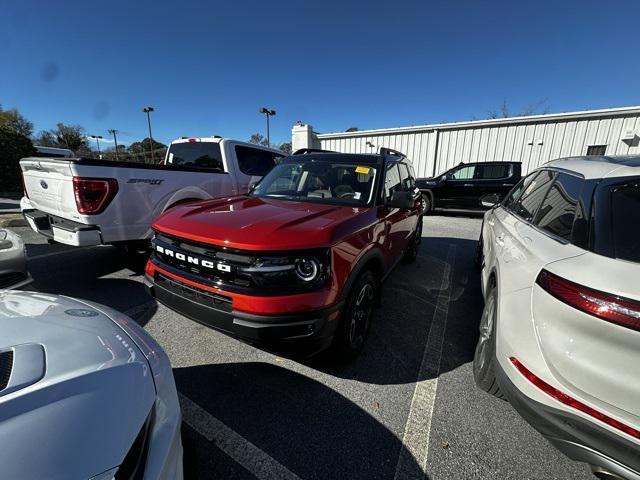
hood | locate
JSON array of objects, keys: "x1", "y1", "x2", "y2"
[
  {"x1": 0, "y1": 291, "x2": 156, "y2": 480},
  {"x1": 153, "y1": 195, "x2": 375, "y2": 250}
]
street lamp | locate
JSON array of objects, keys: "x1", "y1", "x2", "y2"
[
  {"x1": 89, "y1": 135, "x2": 103, "y2": 157},
  {"x1": 107, "y1": 129, "x2": 119, "y2": 161},
  {"x1": 258, "y1": 107, "x2": 276, "y2": 147},
  {"x1": 142, "y1": 106, "x2": 155, "y2": 163}
]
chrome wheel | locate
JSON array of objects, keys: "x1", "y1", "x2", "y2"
[{"x1": 474, "y1": 293, "x2": 495, "y2": 374}]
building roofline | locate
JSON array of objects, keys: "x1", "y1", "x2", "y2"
[{"x1": 316, "y1": 105, "x2": 640, "y2": 139}]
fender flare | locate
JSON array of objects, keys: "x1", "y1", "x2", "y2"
[
  {"x1": 339, "y1": 248, "x2": 386, "y2": 304},
  {"x1": 160, "y1": 186, "x2": 212, "y2": 214},
  {"x1": 420, "y1": 189, "x2": 434, "y2": 211}
]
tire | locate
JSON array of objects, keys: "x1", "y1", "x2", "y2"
[
  {"x1": 403, "y1": 217, "x2": 422, "y2": 263},
  {"x1": 333, "y1": 270, "x2": 377, "y2": 362},
  {"x1": 421, "y1": 193, "x2": 432, "y2": 215},
  {"x1": 474, "y1": 235, "x2": 483, "y2": 271},
  {"x1": 473, "y1": 285, "x2": 504, "y2": 398}
]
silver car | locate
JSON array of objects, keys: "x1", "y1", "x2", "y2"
[
  {"x1": 0, "y1": 291, "x2": 183, "y2": 479},
  {"x1": 0, "y1": 228, "x2": 31, "y2": 289}
]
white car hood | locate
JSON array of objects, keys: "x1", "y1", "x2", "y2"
[{"x1": 0, "y1": 291, "x2": 156, "y2": 480}]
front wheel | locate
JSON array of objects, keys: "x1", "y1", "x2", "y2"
[
  {"x1": 473, "y1": 285, "x2": 503, "y2": 398},
  {"x1": 333, "y1": 271, "x2": 377, "y2": 362}
]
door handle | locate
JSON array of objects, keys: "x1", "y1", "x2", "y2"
[
  {"x1": 501, "y1": 183, "x2": 512, "y2": 187},
  {"x1": 495, "y1": 234, "x2": 505, "y2": 246},
  {"x1": 463, "y1": 183, "x2": 473, "y2": 187}
]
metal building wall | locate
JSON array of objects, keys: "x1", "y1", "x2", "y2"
[{"x1": 314, "y1": 107, "x2": 640, "y2": 177}]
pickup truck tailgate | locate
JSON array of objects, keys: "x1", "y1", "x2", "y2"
[{"x1": 21, "y1": 159, "x2": 75, "y2": 217}]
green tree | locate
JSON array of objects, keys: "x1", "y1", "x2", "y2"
[
  {"x1": 0, "y1": 126, "x2": 36, "y2": 192},
  {"x1": 127, "y1": 138, "x2": 167, "y2": 163},
  {"x1": 0, "y1": 106, "x2": 34, "y2": 137},
  {"x1": 248, "y1": 133, "x2": 269, "y2": 147},
  {"x1": 278, "y1": 142, "x2": 292, "y2": 155},
  {"x1": 33, "y1": 130, "x2": 58, "y2": 147}
]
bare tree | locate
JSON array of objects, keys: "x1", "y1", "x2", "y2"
[{"x1": 487, "y1": 98, "x2": 550, "y2": 119}]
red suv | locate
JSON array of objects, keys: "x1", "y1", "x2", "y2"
[{"x1": 144, "y1": 149, "x2": 423, "y2": 359}]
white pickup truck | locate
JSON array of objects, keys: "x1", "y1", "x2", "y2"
[{"x1": 20, "y1": 137, "x2": 284, "y2": 247}]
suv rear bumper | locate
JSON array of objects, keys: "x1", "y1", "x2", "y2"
[
  {"x1": 143, "y1": 272, "x2": 343, "y2": 356},
  {"x1": 23, "y1": 209, "x2": 102, "y2": 246},
  {"x1": 497, "y1": 363, "x2": 640, "y2": 480}
]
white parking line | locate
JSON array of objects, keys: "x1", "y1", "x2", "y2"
[
  {"x1": 394, "y1": 244, "x2": 456, "y2": 480},
  {"x1": 179, "y1": 393, "x2": 303, "y2": 480}
]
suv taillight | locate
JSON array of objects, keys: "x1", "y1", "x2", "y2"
[
  {"x1": 72, "y1": 176, "x2": 119, "y2": 215},
  {"x1": 536, "y1": 269, "x2": 640, "y2": 332}
]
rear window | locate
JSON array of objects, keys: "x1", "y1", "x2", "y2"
[
  {"x1": 611, "y1": 182, "x2": 640, "y2": 263},
  {"x1": 167, "y1": 142, "x2": 224, "y2": 170},
  {"x1": 235, "y1": 146, "x2": 284, "y2": 177},
  {"x1": 476, "y1": 164, "x2": 510, "y2": 179}
]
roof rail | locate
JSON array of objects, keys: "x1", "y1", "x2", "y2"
[
  {"x1": 292, "y1": 148, "x2": 336, "y2": 155},
  {"x1": 379, "y1": 147, "x2": 406, "y2": 159}
]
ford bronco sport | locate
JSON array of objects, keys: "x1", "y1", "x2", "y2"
[{"x1": 144, "y1": 148, "x2": 423, "y2": 359}]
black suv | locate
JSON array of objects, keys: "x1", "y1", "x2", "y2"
[{"x1": 416, "y1": 161, "x2": 521, "y2": 212}]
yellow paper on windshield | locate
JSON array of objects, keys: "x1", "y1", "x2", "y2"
[{"x1": 355, "y1": 166, "x2": 370, "y2": 174}]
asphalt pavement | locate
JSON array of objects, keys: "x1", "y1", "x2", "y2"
[{"x1": 7, "y1": 213, "x2": 594, "y2": 480}]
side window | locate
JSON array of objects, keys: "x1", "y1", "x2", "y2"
[
  {"x1": 384, "y1": 164, "x2": 402, "y2": 201},
  {"x1": 476, "y1": 164, "x2": 510, "y2": 180},
  {"x1": 512, "y1": 170, "x2": 555, "y2": 221},
  {"x1": 235, "y1": 146, "x2": 284, "y2": 176},
  {"x1": 533, "y1": 173, "x2": 584, "y2": 242},
  {"x1": 503, "y1": 174, "x2": 533, "y2": 211},
  {"x1": 398, "y1": 163, "x2": 414, "y2": 191},
  {"x1": 449, "y1": 165, "x2": 476, "y2": 180}
]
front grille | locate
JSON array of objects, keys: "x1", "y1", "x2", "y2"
[
  {"x1": 153, "y1": 233, "x2": 257, "y2": 293},
  {"x1": 0, "y1": 272, "x2": 27, "y2": 289},
  {"x1": 0, "y1": 350, "x2": 14, "y2": 391},
  {"x1": 156, "y1": 272, "x2": 232, "y2": 312}
]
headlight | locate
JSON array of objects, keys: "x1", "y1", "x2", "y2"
[
  {"x1": 0, "y1": 229, "x2": 16, "y2": 251},
  {"x1": 295, "y1": 257, "x2": 320, "y2": 282},
  {"x1": 239, "y1": 250, "x2": 329, "y2": 290}
]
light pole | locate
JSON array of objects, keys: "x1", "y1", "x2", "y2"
[
  {"x1": 89, "y1": 135, "x2": 103, "y2": 157},
  {"x1": 142, "y1": 106, "x2": 155, "y2": 163},
  {"x1": 259, "y1": 107, "x2": 276, "y2": 147},
  {"x1": 108, "y1": 129, "x2": 119, "y2": 160}
]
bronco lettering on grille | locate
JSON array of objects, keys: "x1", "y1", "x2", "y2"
[{"x1": 155, "y1": 244, "x2": 230, "y2": 272}]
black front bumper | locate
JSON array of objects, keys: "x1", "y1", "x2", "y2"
[
  {"x1": 144, "y1": 273, "x2": 343, "y2": 355},
  {"x1": 497, "y1": 364, "x2": 640, "y2": 479}
]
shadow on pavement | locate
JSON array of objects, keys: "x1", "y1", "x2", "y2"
[
  {"x1": 175, "y1": 362, "x2": 428, "y2": 480},
  {"x1": 26, "y1": 244, "x2": 155, "y2": 324},
  {"x1": 304, "y1": 236, "x2": 484, "y2": 386}
]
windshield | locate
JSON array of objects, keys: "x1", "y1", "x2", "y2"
[
  {"x1": 252, "y1": 160, "x2": 377, "y2": 206},
  {"x1": 166, "y1": 142, "x2": 224, "y2": 170}
]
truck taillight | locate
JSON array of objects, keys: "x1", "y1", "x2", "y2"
[
  {"x1": 72, "y1": 176, "x2": 119, "y2": 215},
  {"x1": 536, "y1": 269, "x2": 640, "y2": 332},
  {"x1": 21, "y1": 174, "x2": 28, "y2": 199}
]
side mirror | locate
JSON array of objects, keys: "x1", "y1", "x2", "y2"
[
  {"x1": 480, "y1": 193, "x2": 500, "y2": 208},
  {"x1": 388, "y1": 190, "x2": 414, "y2": 209}
]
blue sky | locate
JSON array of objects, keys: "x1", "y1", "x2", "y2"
[{"x1": 1, "y1": 0, "x2": 639, "y2": 148}]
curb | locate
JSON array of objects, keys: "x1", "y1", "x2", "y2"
[{"x1": 0, "y1": 214, "x2": 27, "y2": 228}]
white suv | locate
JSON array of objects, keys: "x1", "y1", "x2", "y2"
[{"x1": 474, "y1": 155, "x2": 640, "y2": 480}]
